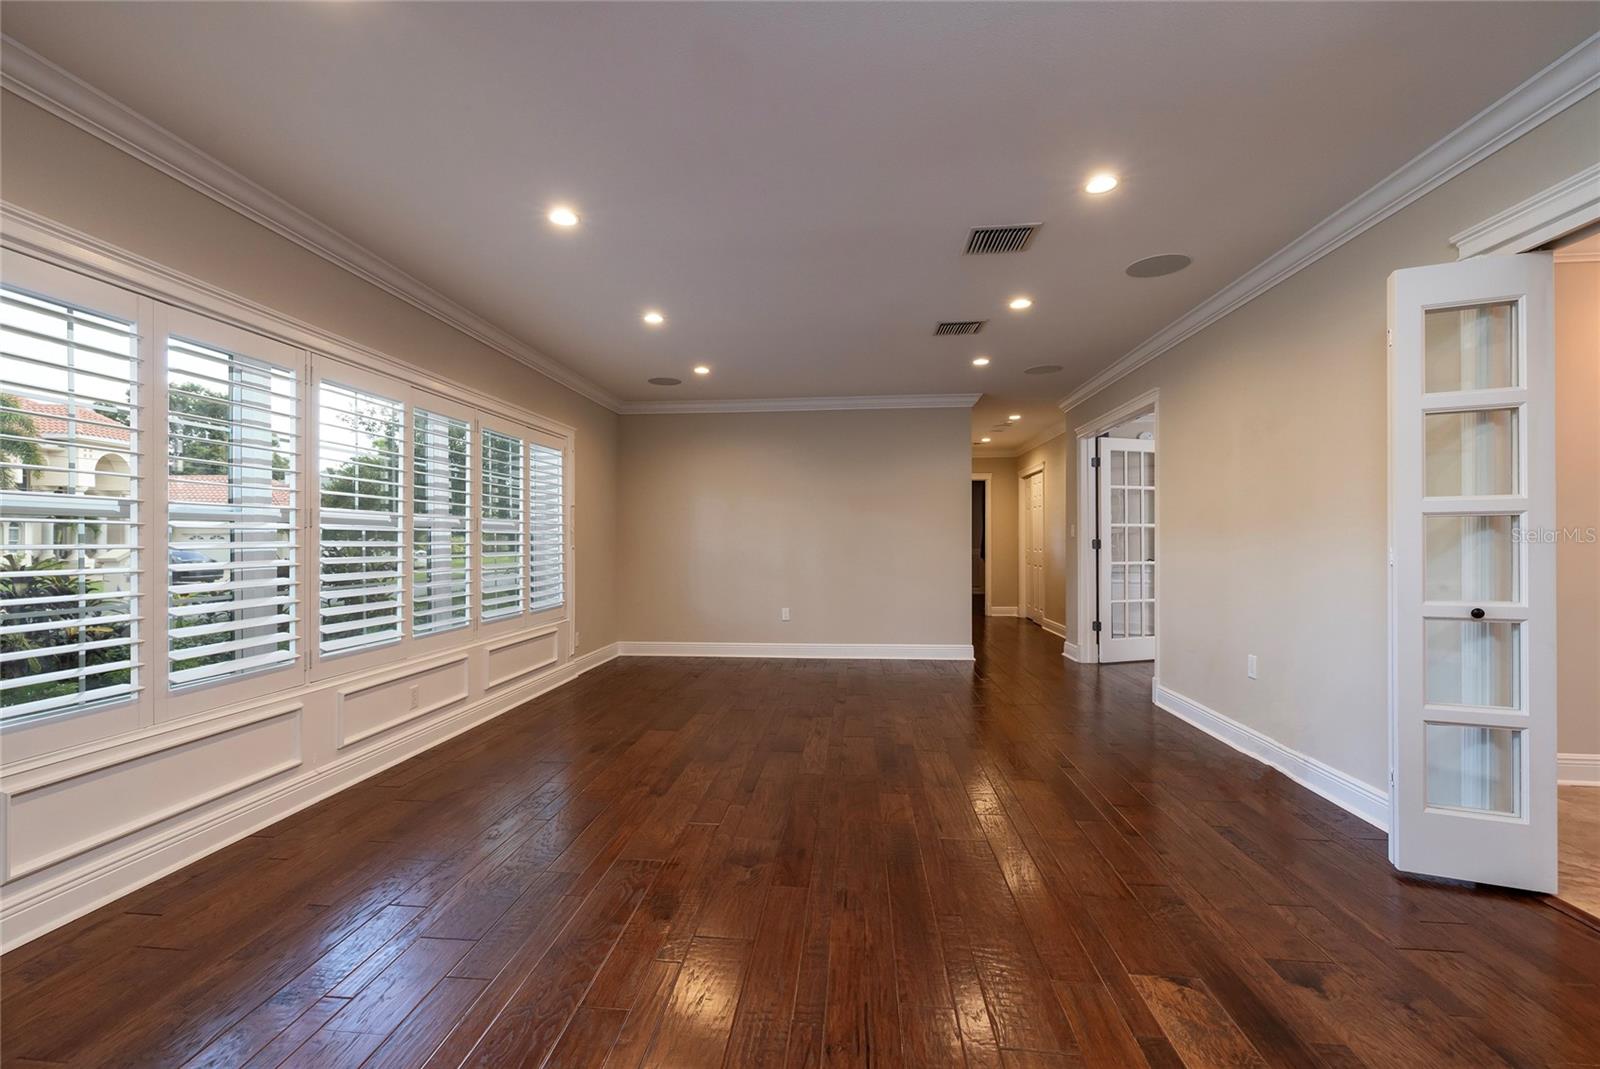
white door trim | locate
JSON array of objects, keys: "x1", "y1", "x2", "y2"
[
  {"x1": 1073, "y1": 390, "x2": 1161, "y2": 666},
  {"x1": 1018, "y1": 461, "x2": 1046, "y2": 628},
  {"x1": 1451, "y1": 164, "x2": 1600, "y2": 260},
  {"x1": 973, "y1": 473, "x2": 993, "y2": 616}
]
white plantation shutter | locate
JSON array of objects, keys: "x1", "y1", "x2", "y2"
[
  {"x1": 166, "y1": 333, "x2": 299, "y2": 687},
  {"x1": 480, "y1": 429, "x2": 524, "y2": 620},
  {"x1": 412, "y1": 408, "x2": 471, "y2": 635},
  {"x1": 528, "y1": 441, "x2": 564, "y2": 612},
  {"x1": 318, "y1": 380, "x2": 405, "y2": 654},
  {"x1": 1, "y1": 277, "x2": 143, "y2": 719}
]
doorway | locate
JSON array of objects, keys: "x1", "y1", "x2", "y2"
[
  {"x1": 972, "y1": 476, "x2": 991, "y2": 616},
  {"x1": 1020, "y1": 465, "x2": 1046, "y2": 626},
  {"x1": 1073, "y1": 393, "x2": 1159, "y2": 666},
  {"x1": 1385, "y1": 182, "x2": 1598, "y2": 907}
]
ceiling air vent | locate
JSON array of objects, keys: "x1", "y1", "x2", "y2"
[
  {"x1": 965, "y1": 224, "x2": 1040, "y2": 255},
  {"x1": 934, "y1": 320, "x2": 986, "y2": 336}
]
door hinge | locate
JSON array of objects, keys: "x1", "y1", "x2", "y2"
[
  {"x1": 1090, "y1": 456, "x2": 1101, "y2": 468},
  {"x1": 1092, "y1": 620, "x2": 1102, "y2": 633},
  {"x1": 1091, "y1": 538, "x2": 1102, "y2": 550}
]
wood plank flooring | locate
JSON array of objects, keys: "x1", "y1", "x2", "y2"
[
  {"x1": 4, "y1": 615, "x2": 1600, "y2": 1067},
  {"x1": 1558, "y1": 785, "x2": 1600, "y2": 921}
]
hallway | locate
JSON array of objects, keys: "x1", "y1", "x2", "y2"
[{"x1": 4, "y1": 617, "x2": 1598, "y2": 1067}]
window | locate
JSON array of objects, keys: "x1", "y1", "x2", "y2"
[
  {"x1": 1, "y1": 284, "x2": 141, "y2": 717},
  {"x1": 412, "y1": 408, "x2": 470, "y2": 636},
  {"x1": 528, "y1": 440, "x2": 564, "y2": 612},
  {"x1": 317, "y1": 380, "x2": 404, "y2": 655},
  {"x1": 166, "y1": 333, "x2": 299, "y2": 687},
  {"x1": 480, "y1": 429, "x2": 523, "y2": 620}
]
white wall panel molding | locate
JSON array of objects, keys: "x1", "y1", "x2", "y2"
[
  {"x1": 0, "y1": 37, "x2": 623, "y2": 413},
  {"x1": 1154, "y1": 682, "x2": 1389, "y2": 831},
  {"x1": 618, "y1": 641, "x2": 974, "y2": 660},
  {"x1": 335, "y1": 654, "x2": 472, "y2": 750},
  {"x1": 1058, "y1": 34, "x2": 1600, "y2": 414},
  {"x1": 0, "y1": 641, "x2": 620, "y2": 952},
  {"x1": 2, "y1": 702, "x2": 304, "y2": 881},
  {"x1": 484, "y1": 626, "x2": 562, "y2": 691}
]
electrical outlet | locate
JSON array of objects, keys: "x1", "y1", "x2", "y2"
[
  {"x1": 409, "y1": 684, "x2": 420, "y2": 709},
  {"x1": 781, "y1": 607, "x2": 791, "y2": 622},
  {"x1": 1247, "y1": 654, "x2": 1258, "y2": 680}
]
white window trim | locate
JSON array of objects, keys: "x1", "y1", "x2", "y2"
[
  {"x1": 0, "y1": 207, "x2": 577, "y2": 750},
  {"x1": 154, "y1": 304, "x2": 310, "y2": 723}
]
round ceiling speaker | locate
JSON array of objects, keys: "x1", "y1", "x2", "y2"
[
  {"x1": 1024, "y1": 364, "x2": 1064, "y2": 375},
  {"x1": 1125, "y1": 253, "x2": 1192, "y2": 278},
  {"x1": 647, "y1": 376, "x2": 682, "y2": 386}
]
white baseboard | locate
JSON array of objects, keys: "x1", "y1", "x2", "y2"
[
  {"x1": 1062, "y1": 640, "x2": 1082, "y2": 662},
  {"x1": 617, "y1": 641, "x2": 974, "y2": 661},
  {"x1": 1040, "y1": 617, "x2": 1067, "y2": 639},
  {"x1": 1153, "y1": 682, "x2": 1389, "y2": 831},
  {"x1": 1559, "y1": 753, "x2": 1600, "y2": 786},
  {"x1": 988, "y1": 606, "x2": 1019, "y2": 617},
  {"x1": 0, "y1": 643, "x2": 620, "y2": 953}
]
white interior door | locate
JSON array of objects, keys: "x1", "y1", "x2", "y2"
[
  {"x1": 1097, "y1": 438, "x2": 1156, "y2": 662},
  {"x1": 1388, "y1": 252, "x2": 1555, "y2": 892},
  {"x1": 1024, "y1": 471, "x2": 1045, "y2": 624}
]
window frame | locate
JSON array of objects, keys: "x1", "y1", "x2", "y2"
[
  {"x1": 308, "y1": 354, "x2": 413, "y2": 680},
  {"x1": 475, "y1": 412, "x2": 530, "y2": 640},
  {"x1": 1, "y1": 222, "x2": 578, "y2": 752},
  {"x1": 409, "y1": 387, "x2": 478, "y2": 649},
  {"x1": 154, "y1": 304, "x2": 309, "y2": 722},
  {"x1": 0, "y1": 250, "x2": 152, "y2": 740},
  {"x1": 525, "y1": 426, "x2": 570, "y2": 628}
]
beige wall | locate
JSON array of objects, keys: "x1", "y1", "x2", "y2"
[
  {"x1": 1062, "y1": 94, "x2": 1600, "y2": 790},
  {"x1": 1016, "y1": 435, "x2": 1071, "y2": 631},
  {"x1": 0, "y1": 91, "x2": 620, "y2": 654},
  {"x1": 971, "y1": 456, "x2": 1019, "y2": 610},
  {"x1": 620, "y1": 409, "x2": 971, "y2": 646},
  {"x1": 1557, "y1": 259, "x2": 1600, "y2": 757}
]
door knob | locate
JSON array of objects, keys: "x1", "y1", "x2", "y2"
[{"x1": 1470, "y1": 607, "x2": 1486, "y2": 619}]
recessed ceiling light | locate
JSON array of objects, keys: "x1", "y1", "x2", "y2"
[
  {"x1": 648, "y1": 376, "x2": 681, "y2": 386},
  {"x1": 1008, "y1": 414, "x2": 1022, "y2": 421},
  {"x1": 1085, "y1": 172, "x2": 1119, "y2": 195},
  {"x1": 1008, "y1": 297, "x2": 1033, "y2": 311},
  {"x1": 642, "y1": 310, "x2": 665, "y2": 326},
  {"x1": 692, "y1": 365, "x2": 710, "y2": 375},
  {"x1": 547, "y1": 206, "x2": 579, "y2": 227},
  {"x1": 980, "y1": 437, "x2": 992, "y2": 443},
  {"x1": 972, "y1": 356, "x2": 991, "y2": 367}
]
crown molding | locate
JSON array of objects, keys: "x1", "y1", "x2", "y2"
[
  {"x1": 1555, "y1": 250, "x2": 1600, "y2": 263},
  {"x1": 1452, "y1": 163, "x2": 1600, "y2": 258},
  {"x1": 1059, "y1": 32, "x2": 1600, "y2": 415},
  {"x1": 0, "y1": 35, "x2": 624, "y2": 413},
  {"x1": 619, "y1": 393, "x2": 981, "y2": 415}
]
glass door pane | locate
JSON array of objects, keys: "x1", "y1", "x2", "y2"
[{"x1": 1425, "y1": 301, "x2": 1517, "y2": 392}]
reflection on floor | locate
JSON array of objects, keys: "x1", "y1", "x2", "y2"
[{"x1": 1558, "y1": 785, "x2": 1600, "y2": 919}]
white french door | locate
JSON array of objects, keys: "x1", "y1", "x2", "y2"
[
  {"x1": 1388, "y1": 252, "x2": 1555, "y2": 892},
  {"x1": 1097, "y1": 438, "x2": 1155, "y2": 663},
  {"x1": 1023, "y1": 470, "x2": 1045, "y2": 624}
]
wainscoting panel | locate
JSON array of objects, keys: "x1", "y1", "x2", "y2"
[
  {"x1": 485, "y1": 626, "x2": 561, "y2": 691},
  {"x1": 335, "y1": 654, "x2": 471, "y2": 750},
  {"x1": 2, "y1": 703, "x2": 303, "y2": 882}
]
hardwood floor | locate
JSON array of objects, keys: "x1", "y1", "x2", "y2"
[
  {"x1": 1558, "y1": 785, "x2": 1600, "y2": 921},
  {"x1": 5, "y1": 615, "x2": 1600, "y2": 1067}
]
